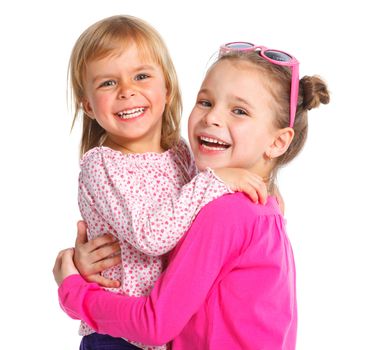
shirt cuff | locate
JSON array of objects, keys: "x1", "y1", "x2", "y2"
[
  {"x1": 206, "y1": 167, "x2": 235, "y2": 194},
  {"x1": 58, "y1": 274, "x2": 100, "y2": 328}
]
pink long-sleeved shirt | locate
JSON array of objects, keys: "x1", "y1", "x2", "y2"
[{"x1": 59, "y1": 193, "x2": 297, "y2": 349}]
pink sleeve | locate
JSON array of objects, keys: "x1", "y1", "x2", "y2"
[
  {"x1": 79, "y1": 148, "x2": 231, "y2": 256},
  {"x1": 59, "y1": 196, "x2": 250, "y2": 345}
]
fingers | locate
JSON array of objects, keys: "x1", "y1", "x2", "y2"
[
  {"x1": 213, "y1": 168, "x2": 268, "y2": 205},
  {"x1": 93, "y1": 253, "x2": 122, "y2": 271},
  {"x1": 76, "y1": 232, "x2": 118, "y2": 253},
  {"x1": 73, "y1": 221, "x2": 121, "y2": 283},
  {"x1": 53, "y1": 251, "x2": 64, "y2": 279},
  {"x1": 85, "y1": 274, "x2": 121, "y2": 289},
  {"x1": 75, "y1": 221, "x2": 117, "y2": 251},
  {"x1": 249, "y1": 174, "x2": 267, "y2": 204},
  {"x1": 91, "y1": 242, "x2": 121, "y2": 263},
  {"x1": 53, "y1": 248, "x2": 74, "y2": 273},
  {"x1": 241, "y1": 186, "x2": 259, "y2": 203},
  {"x1": 255, "y1": 181, "x2": 268, "y2": 205},
  {"x1": 241, "y1": 177, "x2": 268, "y2": 205},
  {"x1": 88, "y1": 234, "x2": 119, "y2": 252},
  {"x1": 53, "y1": 248, "x2": 77, "y2": 286},
  {"x1": 75, "y1": 220, "x2": 88, "y2": 246},
  {"x1": 74, "y1": 240, "x2": 121, "y2": 276}
]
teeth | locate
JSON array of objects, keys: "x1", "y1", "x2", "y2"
[
  {"x1": 117, "y1": 108, "x2": 145, "y2": 119},
  {"x1": 199, "y1": 136, "x2": 230, "y2": 151},
  {"x1": 199, "y1": 136, "x2": 229, "y2": 146},
  {"x1": 201, "y1": 144, "x2": 228, "y2": 151}
]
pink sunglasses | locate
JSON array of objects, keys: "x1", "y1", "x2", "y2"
[{"x1": 220, "y1": 42, "x2": 299, "y2": 128}]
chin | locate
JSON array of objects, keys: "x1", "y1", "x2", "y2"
[
  {"x1": 195, "y1": 161, "x2": 206, "y2": 172},
  {"x1": 194, "y1": 158, "x2": 208, "y2": 172},
  {"x1": 195, "y1": 158, "x2": 224, "y2": 172}
]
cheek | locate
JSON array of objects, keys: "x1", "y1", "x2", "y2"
[
  {"x1": 187, "y1": 111, "x2": 198, "y2": 146},
  {"x1": 235, "y1": 127, "x2": 272, "y2": 158},
  {"x1": 150, "y1": 83, "x2": 168, "y2": 103},
  {"x1": 91, "y1": 94, "x2": 110, "y2": 112},
  {"x1": 230, "y1": 128, "x2": 255, "y2": 155}
]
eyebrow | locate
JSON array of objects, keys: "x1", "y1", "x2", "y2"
[
  {"x1": 197, "y1": 88, "x2": 209, "y2": 95},
  {"x1": 91, "y1": 74, "x2": 113, "y2": 84},
  {"x1": 231, "y1": 95, "x2": 255, "y2": 109},
  {"x1": 91, "y1": 65, "x2": 157, "y2": 82},
  {"x1": 198, "y1": 88, "x2": 255, "y2": 109},
  {"x1": 135, "y1": 64, "x2": 157, "y2": 72}
]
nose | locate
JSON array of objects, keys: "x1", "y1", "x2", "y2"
[
  {"x1": 118, "y1": 84, "x2": 136, "y2": 99},
  {"x1": 203, "y1": 108, "x2": 222, "y2": 127}
]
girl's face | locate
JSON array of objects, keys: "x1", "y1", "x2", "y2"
[
  {"x1": 188, "y1": 59, "x2": 279, "y2": 177},
  {"x1": 83, "y1": 42, "x2": 167, "y2": 153}
]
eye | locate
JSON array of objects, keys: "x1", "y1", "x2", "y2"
[
  {"x1": 233, "y1": 108, "x2": 248, "y2": 116},
  {"x1": 197, "y1": 100, "x2": 212, "y2": 108},
  {"x1": 99, "y1": 80, "x2": 116, "y2": 88},
  {"x1": 135, "y1": 73, "x2": 150, "y2": 81}
]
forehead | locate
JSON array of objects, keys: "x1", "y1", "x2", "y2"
[
  {"x1": 209, "y1": 59, "x2": 259, "y2": 77},
  {"x1": 203, "y1": 60, "x2": 268, "y2": 94},
  {"x1": 83, "y1": 41, "x2": 163, "y2": 83},
  {"x1": 93, "y1": 39, "x2": 158, "y2": 64}
]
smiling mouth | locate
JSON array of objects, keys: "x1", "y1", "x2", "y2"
[
  {"x1": 116, "y1": 107, "x2": 145, "y2": 119},
  {"x1": 198, "y1": 136, "x2": 231, "y2": 150}
]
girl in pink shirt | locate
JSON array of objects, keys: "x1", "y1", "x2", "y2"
[
  {"x1": 65, "y1": 16, "x2": 267, "y2": 350},
  {"x1": 55, "y1": 42, "x2": 330, "y2": 349}
]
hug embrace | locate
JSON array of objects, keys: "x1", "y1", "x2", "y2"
[{"x1": 53, "y1": 15, "x2": 330, "y2": 350}]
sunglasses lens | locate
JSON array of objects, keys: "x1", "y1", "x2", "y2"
[
  {"x1": 225, "y1": 42, "x2": 255, "y2": 50},
  {"x1": 264, "y1": 50, "x2": 292, "y2": 62}
]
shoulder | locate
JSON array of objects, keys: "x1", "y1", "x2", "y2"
[
  {"x1": 80, "y1": 147, "x2": 136, "y2": 175},
  {"x1": 203, "y1": 192, "x2": 281, "y2": 216},
  {"x1": 80, "y1": 146, "x2": 121, "y2": 166},
  {"x1": 185, "y1": 193, "x2": 284, "y2": 250},
  {"x1": 79, "y1": 147, "x2": 129, "y2": 183},
  {"x1": 194, "y1": 193, "x2": 282, "y2": 229}
]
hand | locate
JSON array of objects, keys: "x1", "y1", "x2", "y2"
[
  {"x1": 213, "y1": 168, "x2": 268, "y2": 205},
  {"x1": 53, "y1": 248, "x2": 79, "y2": 286},
  {"x1": 74, "y1": 221, "x2": 121, "y2": 288}
]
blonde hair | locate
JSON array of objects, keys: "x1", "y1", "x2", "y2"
[
  {"x1": 69, "y1": 15, "x2": 182, "y2": 157},
  {"x1": 217, "y1": 52, "x2": 330, "y2": 183}
]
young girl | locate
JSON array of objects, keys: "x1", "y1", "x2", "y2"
[
  {"x1": 55, "y1": 42, "x2": 330, "y2": 348},
  {"x1": 68, "y1": 16, "x2": 266, "y2": 350}
]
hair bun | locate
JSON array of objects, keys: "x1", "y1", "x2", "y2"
[{"x1": 300, "y1": 75, "x2": 330, "y2": 110}]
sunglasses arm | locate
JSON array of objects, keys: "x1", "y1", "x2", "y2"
[{"x1": 289, "y1": 63, "x2": 299, "y2": 128}]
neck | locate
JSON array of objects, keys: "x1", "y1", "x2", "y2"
[
  {"x1": 249, "y1": 163, "x2": 274, "y2": 194},
  {"x1": 104, "y1": 136, "x2": 164, "y2": 154},
  {"x1": 263, "y1": 174, "x2": 276, "y2": 195}
]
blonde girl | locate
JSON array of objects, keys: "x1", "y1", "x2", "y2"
[{"x1": 67, "y1": 16, "x2": 266, "y2": 350}]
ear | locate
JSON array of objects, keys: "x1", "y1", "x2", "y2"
[
  {"x1": 267, "y1": 127, "x2": 295, "y2": 159},
  {"x1": 82, "y1": 98, "x2": 95, "y2": 119}
]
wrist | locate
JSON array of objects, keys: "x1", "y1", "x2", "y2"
[{"x1": 206, "y1": 168, "x2": 235, "y2": 194}]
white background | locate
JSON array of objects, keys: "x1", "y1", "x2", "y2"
[{"x1": 1, "y1": 1, "x2": 373, "y2": 349}]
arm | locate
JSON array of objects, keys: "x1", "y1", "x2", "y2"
[
  {"x1": 76, "y1": 147, "x2": 266, "y2": 286},
  {"x1": 80, "y1": 147, "x2": 232, "y2": 257},
  {"x1": 58, "y1": 196, "x2": 251, "y2": 345}
]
